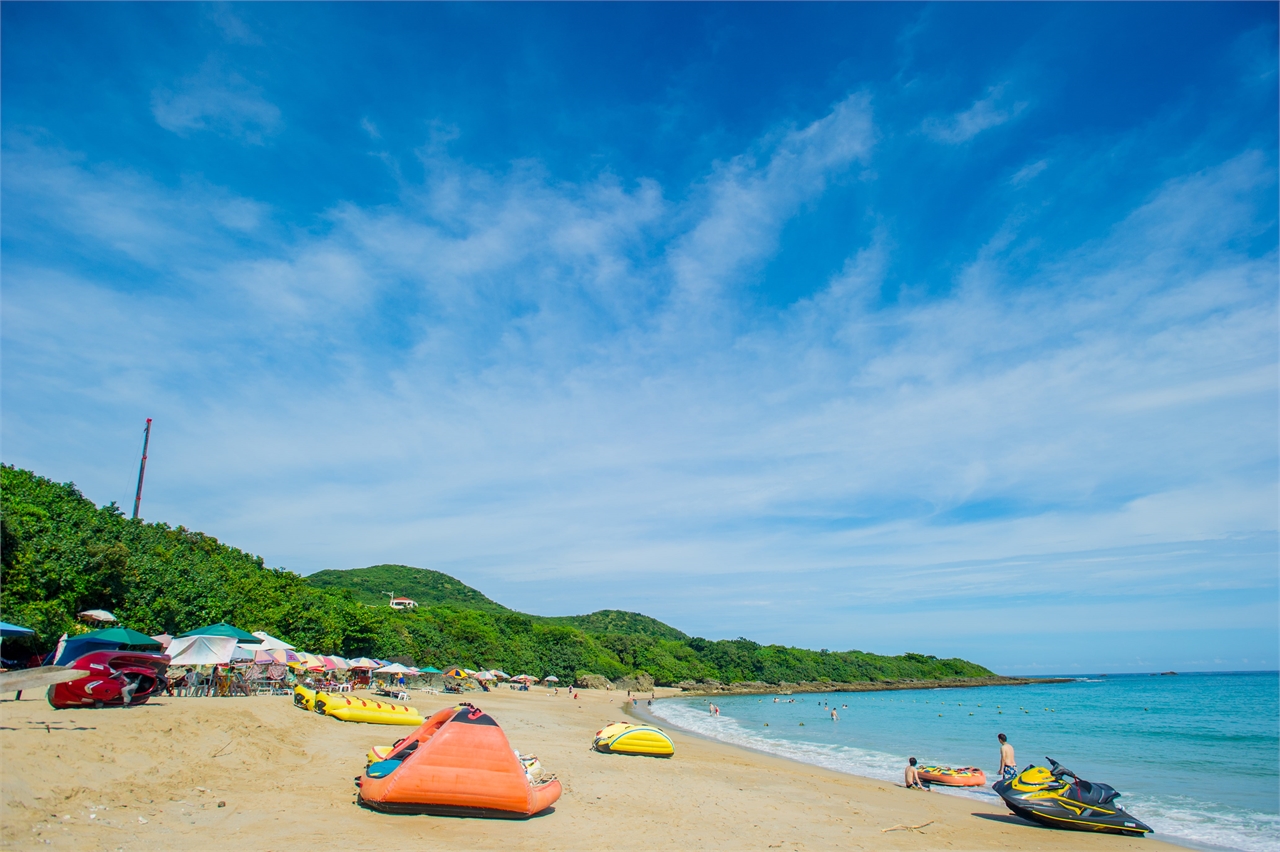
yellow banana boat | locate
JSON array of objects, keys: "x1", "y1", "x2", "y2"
[
  {"x1": 316, "y1": 692, "x2": 424, "y2": 726},
  {"x1": 294, "y1": 685, "x2": 317, "y2": 711},
  {"x1": 593, "y1": 721, "x2": 674, "y2": 756}
]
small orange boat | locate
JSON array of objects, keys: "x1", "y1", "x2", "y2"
[
  {"x1": 918, "y1": 765, "x2": 987, "y2": 787},
  {"x1": 356, "y1": 704, "x2": 561, "y2": 818}
]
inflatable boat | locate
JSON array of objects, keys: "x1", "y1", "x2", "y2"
[
  {"x1": 592, "y1": 722, "x2": 674, "y2": 756},
  {"x1": 316, "y1": 691, "x2": 423, "y2": 725},
  {"x1": 367, "y1": 705, "x2": 464, "y2": 764},
  {"x1": 47, "y1": 651, "x2": 169, "y2": 709},
  {"x1": 356, "y1": 704, "x2": 562, "y2": 818},
  {"x1": 294, "y1": 685, "x2": 317, "y2": 711},
  {"x1": 917, "y1": 765, "x2": 987, "y2": 787}
]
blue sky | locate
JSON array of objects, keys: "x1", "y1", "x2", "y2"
[{"x1": 3, "y1": 3, "x2": 1276, "y2": 674}]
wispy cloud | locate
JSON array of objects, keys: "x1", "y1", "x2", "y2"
[
  {"x1": 924, "y1": 83, "x2": 1028, "y2": 144},
  {"x1": 152, "y1": 60, "x2": 282, "y2": 144},
  {"x1": 3, "y1": 92, "x2": 1275, "y2": 668}
]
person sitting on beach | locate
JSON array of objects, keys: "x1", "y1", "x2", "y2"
[
  {"x1": 904, "y1": 757, "x2": 928, "y2": 790},
  {"x1": 998, "y1": 733, "x2": 1017, "y2": 780}
]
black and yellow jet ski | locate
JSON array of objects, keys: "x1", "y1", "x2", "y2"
[{"x1": 993, "y1": 757, "x2": 1152, "y2": 837}]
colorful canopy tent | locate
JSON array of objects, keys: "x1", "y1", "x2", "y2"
[
  {"x1": 251, "y1": 631, "x2": 295, "y2": 650},
  {"x1": 0, "y1": 622, "x2": 35, "y2": 638},
  {"x1": 166, "y1": 635, "x2": 238, "y2": 666},
  {"x1": 77, "y1": 609, "x2": 118, "y2": 623},
  {"x1": 178, "y1": 622, "x2": 258, "y2": 642}
]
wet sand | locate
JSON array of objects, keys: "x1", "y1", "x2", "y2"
[{"x1": 1, "y1": 685, "x2": 1183, "y2": 851}]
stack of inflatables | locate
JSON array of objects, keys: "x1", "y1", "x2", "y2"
[
  {"x1": 356, "y1": 703, "x2": 562, "y2": 818},
  {"x1": 294, "y1": 685, "x2": 424, "y2": 726}
]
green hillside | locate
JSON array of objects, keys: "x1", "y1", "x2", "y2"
[
  {"x1": 545, "y1": 609, "x2": 689, "y2": 641},
  {"x1": 306, "y1": 566, "x2": 691, "y2": 641},
  {"x1": 0, "y1": 465, "x2": 995, "y2": 686},
  {"x1": 306, "y1": 564, "x2": 511, "y2": 612}
]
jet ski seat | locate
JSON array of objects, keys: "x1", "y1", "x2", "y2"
[{"x1": 1073, "y1": 779, "x2": 1120, "y2": 806}]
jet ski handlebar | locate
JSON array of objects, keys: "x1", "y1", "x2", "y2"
[{"x1": 1046, "y1": 757, "x2": 1077, "y2": 779}]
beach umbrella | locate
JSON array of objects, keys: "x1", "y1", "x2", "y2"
[
  {"x1": 543, "y1": 676, "x2": 559, "y2": 683},
  {"x1": 77, "y1": 609, "x2": 118, "y2": 623},
  {"x1": 442, "y1": 667, "x2": 467, "y2": 678},
  {"x1": 0, "y1": 622, "x2": 36, "y2": 638},
  {"x1": 323, "y1": 656, "x2": 350, "y2": 670},
  {"x1": 490, "y1": 670, "x2": 510, "y2": 680},
  {"x1": 463, "y1": 668, "x2": 478, "y2": 676},
  {"x1": 166, "y1": 635, "x2": 238, "y2": 666},
  {"x1": 347, "y1": 657, "x2": 378, "y2": 669},
  {"x1": 474, "y1": 671, "x2": 496, "y2": 681},
  {"x1": 231, "y1": 645, "x2": 256, "y2": 661},
  {"x1": 250, "y1": 631, "x2": 296, "y2": 650},
  {"x1": 179, "y1": 622, "x2": 259, "y2": 642},
  {"x1": 268, "y1": 648, "x2": 301, "y2": 664},
  {"x1": 419, "y1": 666, "x2": 443, "y2": 674},
  {"x1": 374, "y1": 663, "x2": 414, "y2": 675},
  {"x1": 151, "y1": 633, "x2": 174, "y2": 650},
  {"x1": 79, "y1": 627, "x2": 161, "y2": 647}
]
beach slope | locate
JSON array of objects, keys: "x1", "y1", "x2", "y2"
[{"x1": 1, "y1": 687, "x2": 1182, "y2": 851}]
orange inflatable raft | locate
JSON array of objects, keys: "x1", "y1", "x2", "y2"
[
  {"x1": 918, "y1": 765, "x2": 987, "y2": 787},
  {"x1": 366, "y1": 704, "x2": 463, "y2": 764},
  {"x1": 356, "y1": 704, "x2": 562, "y2": 818}
]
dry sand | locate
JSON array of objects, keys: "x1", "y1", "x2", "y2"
[{"x1": 1, "y1": 685, "x2": 1184, "y2": 851}]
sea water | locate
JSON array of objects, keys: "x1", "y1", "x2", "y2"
[{"x1": 650, "y1": 672, "x2": 1279, "y2": 852}]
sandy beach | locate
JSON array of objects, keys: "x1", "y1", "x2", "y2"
[{"x1": 1, "y1": 686, "x2": 1185, "y2": 852}]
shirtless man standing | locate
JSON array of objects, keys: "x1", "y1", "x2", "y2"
[{"x1": 998, "y1": 733, "x2": 1017, "y2": 780}]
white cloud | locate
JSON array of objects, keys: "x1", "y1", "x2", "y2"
[
  {"x1": 152, "y1": 61, "x2": 282, "y2": 144},
  {"x1": 924, "y1": 84, "x2": 1027, "y2": 144},
  {"x1": 2, "y1": 98, "x2": 1274, "y2": 666}
]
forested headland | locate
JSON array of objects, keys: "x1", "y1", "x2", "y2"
[{"x1": 1, "y1": 466, "x2": 995, "y2": 686}]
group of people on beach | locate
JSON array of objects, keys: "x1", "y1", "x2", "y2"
[{"x1": 904, "y1": 732, "x2": 1016, "y2": 790}]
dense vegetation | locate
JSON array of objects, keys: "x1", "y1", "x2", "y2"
[
  {"x1": 307, "y1": 564, "x2": 510, "y2": 612},
  {"x1": 0, "y1": 466, "x2": 994, "y2": 685}
]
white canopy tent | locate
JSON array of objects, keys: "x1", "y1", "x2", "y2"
[{"x1": 166, "y1": 635, "x2": 238, "y2": 666}]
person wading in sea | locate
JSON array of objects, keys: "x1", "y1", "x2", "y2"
[{"x1": 998, "y1": 733, "x2": 1017, "y2": 780}]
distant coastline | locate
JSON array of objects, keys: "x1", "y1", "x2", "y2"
[{"x1": 672, "y1": 675, "x2": 1071, "y2": 696}]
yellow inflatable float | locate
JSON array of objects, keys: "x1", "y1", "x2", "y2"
[
  {"x1": 294, "y1": 685, "x2": 317, "y2": 711},
  {"x1": 592, "y1": 722, "x2": 674, "y2": 756},
  {"x1": 315, "y1": 692, "x2": 425, "y2": 726}
]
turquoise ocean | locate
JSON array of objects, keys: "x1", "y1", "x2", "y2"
[{"x1": 650, "y1": 672, "x2": 1279, "y2": 852}]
